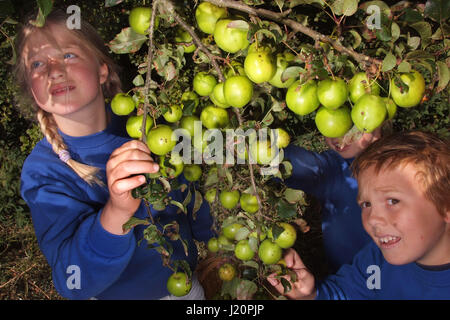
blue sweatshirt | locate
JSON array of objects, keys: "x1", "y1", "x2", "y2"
[
  {"x1": 316, "y1": 241, "x2": 450, "y2": 299},
  {"x1": 20, "y1": 108, "x2": 215, "y2": 300},
  {"x1": 283, "y1": 144, "x2": 371, "y2": 273}
]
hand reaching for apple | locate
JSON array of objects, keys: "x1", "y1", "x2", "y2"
[
  {"x1": 267, "y1": 248, "x2": 317, "y2": 300},
  {"x1": 101, "y1": 140, "x2": 159, "y2": 235}
]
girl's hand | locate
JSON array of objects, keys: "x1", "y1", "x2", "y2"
[
  {"x1": 101, "y1": 140, "x2": 159, "y2": 235},
  {"x1": 267, "y1": 248, "x2": 316, "y2": 300}
]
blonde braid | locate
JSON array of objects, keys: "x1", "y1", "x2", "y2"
[{"x1": 37, "y1": 109, "x2": 104, "y2": 186}]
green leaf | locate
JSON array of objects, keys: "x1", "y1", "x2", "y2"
[
  {"x1": 172, "y1": 260, "x2": 192, "y2": 277},
  {"x1": 108, "y1": 27, "x2": 147, "y2": 54},
  {"x1": 436, "y1": 61, "x2": 450, "y2": 93},
  {"x1": 391, "y1": 22, "x2": 400, "y2": 43},
  {"x1": 402, "y1": 8, "x2": 424, "y2": 23},
  {"x1": 122, "y1": 217, "x2": 150, "y2": 232},
  {"x1": 276, "y1": 199, "x2": 297, "y2": 219},
  {"x1": 425, "y1": 0, "x2": 450, "y2": 22},
  {"x1": 236, "y1": 279, "x2": 258, "y2": 300},
  {"x1": 227, "y1": 20, "x2": 249, "y2": 31},
  {"x1": 132, "y1": 74, "x2": 145, "y2": 87},
  {"x1": 407, "y1": 36, "x2": 421, "y2": 50},
  {"x1": 281, "y1": 66, "x2": 304, "y2": 83},
  {"x1": 411, "y1": 22, "x2": 432, "y2": 49},
  {"x1": 170, "y1": 200, "x2": 186, "y2": 214},
  {"x1": 280, "y1": 277, "x2": 292, "y2": 294},
  {"x1": 405, "y1": 50, "x2": 435, "y2": 61},
  {"x1": 349, "y1": 30, "x2": 362, "y2": 49},
  {"x1": 235, "y1": 227, "x2": 251, "y2": 241},
  {"x1": 397, "y1": 61, "x2": 411, "y2": 73},
  {"x1": 143, "y1": 224, "x2": 162, "y2": 243},
  {"x1": 105, "y1": 0, "x2": 124, "y2": 7},
  {"x1": 376, "y1": 25, "x2": 392, "y2": 42},
  {"x1": 271, "y1": 224, "x2": 284, "y2": 240},
  {"x1": 31, "y1": 0, "x2": 53, "y2": 27},
  {"x1": 283, "y1": 188, "x2": 306, "y2": 204},
  {"x1": 288, "y1": 0, "x2": 325, "y2": 8},
  {"x1": 332, "y1": 0, "x2": 359, "y2": 16},
  {"x1": 192, "y1": 190, "x2": 203, "y2": 220},
  {"x1": 382, "y1": 52, "x2": 396, "y2": 72}
]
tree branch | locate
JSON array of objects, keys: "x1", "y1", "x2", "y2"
[
  {"x1": 140, "y1": 0, "x2": 160, "y2": 142},
  {"x1": 160, "y1": 0, "x2": 225, "y2": 83},
  {"x1": 204, "y1": 0, "x2": 382, "y2": 68}
]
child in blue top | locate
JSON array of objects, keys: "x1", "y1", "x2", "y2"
[
  {"x1": 283, "y1": 125, "x2": 391, "y2": 273},
  {"x1": 17, "y1": 9, "x2": 214, "y2": 300},
  {"x1": 269, "y1": 131, "x2": 450, "y2": 299}
]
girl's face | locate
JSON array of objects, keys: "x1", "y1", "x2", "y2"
[
  {"x1": 358, "y1": 164, "x2": 450, "y2": 266},
  {"x1": 325, "y1": 129, "x2": 381, "y2": 159},
  {"x1": 23, "y1": 24, "x2": 109, "y2": 135}
]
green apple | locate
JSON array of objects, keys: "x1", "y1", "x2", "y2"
[{"x1": 351, "y1": 94, "x2": 387, "y2": 133}]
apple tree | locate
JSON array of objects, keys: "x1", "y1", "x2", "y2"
[{"x1": 25, "y1": 0, "x2": 448, "y2": 299}]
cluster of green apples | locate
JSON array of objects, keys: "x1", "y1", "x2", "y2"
[
  {"x1": 207, "y1": 219, "x2": 297, "y2": 270},
  {"x1": 285, "y1": 70, "x2": 425, "y2": 138}
]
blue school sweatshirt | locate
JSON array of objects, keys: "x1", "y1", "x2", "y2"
[
  {"x1": 20, "y1": 108, "x2": 215, "y2": 300},
  {"x1": 316, "y1": 241, "x2": 450, "y2": 299},
  {"x1": 283, "y1": 144, "x2": 371, "y2": 273}
]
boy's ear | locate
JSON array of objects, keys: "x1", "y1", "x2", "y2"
[{"x1": 98, "y1": 63, "x2": 109, "y2": 85}]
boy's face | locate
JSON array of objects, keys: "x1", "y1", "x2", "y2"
[
  {"x1": 325, "y1": 129, "x2": 381, "y2": 159},
  {"x1": 357, "y1": 164, "x2": 450, "y2": 266}
]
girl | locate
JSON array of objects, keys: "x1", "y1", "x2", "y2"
[{"x1": 17, "y1": 9, "x2": 214, "y2": 300}]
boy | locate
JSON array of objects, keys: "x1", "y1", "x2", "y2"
[{"x1": 268, "y1": 131, "x2": 450, "y2": 299}]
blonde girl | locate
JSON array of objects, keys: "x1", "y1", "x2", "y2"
[{"x1": 18, "y1": 8, "x2": 213, "y2": 300}]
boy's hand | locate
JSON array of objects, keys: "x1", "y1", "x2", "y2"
[
  {"x1": 267, "y1": 248, "x2": 316, "y2": 300},
  {"x1": 101, "y1": 140, "x2": 159, "y2": 235}
]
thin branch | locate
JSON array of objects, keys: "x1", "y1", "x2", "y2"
[
  {"x1": 160, "y1": 0, "x2": 225, "y2": 82},
  {"x1": 140, "y1": 0, "x2": 160, "y2": 143},
  {"x1": 204, "y1": 0, "x2": 382, "y2": 68}
]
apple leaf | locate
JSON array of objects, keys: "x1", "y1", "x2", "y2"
[
  {"x1": 436, "y1": 61, "x2": 449, "y2": 93},
  {"x1": 170, "y1": 199, "x2": 186, "y2": 214},
  {"x1": 424, "y1": 0, "x2": 450, "y2": 22},
  {"x1": 332, "y1": 0, "x2": 358, "y2": 17},
  {"x1": 397, "y1": 61, "x2": 411, "y2": 73},
  {"x1": 276, "y1": 199, "x2": 297, "y2": 219},
  {"x1": 236, "y1": 279, "x2": 258, "y2": 300},
  {"x1": 289, "y1": 0, "x2": 325, "y2": 8},
  {"x1": 411, "y1": 22, "x2": 432, "y2": 49},
  {"x1": 283, "y1": 188, "x2": 306, "y2": 204},
  {"x1": 349, "y1": 30, "x2": 362, "y2": 49},
  {"x1": 31, "y1": 0, "x2": 53, "y2": 27},
  {"x1": 235, "y1": 227, "x2": 251, "y2": 241},
  {"x1": 192, "y1": 190, "x2": 203, "y2": 220},
  {"x1": 227, "y1": 20, "x2": 249, "y2": 31},
  {"x1": 105, "y1": 0, "x2": 124, "y2": 7},
  {"x1": 281, "y1": 66, "x2": 304, "y2": 83},
  {"x1": 172, "y1": 260, "x2": 192, "y2": 278},
  {"x1": 280, "y1": 277, "x2": 292, "y2": 293},
  {"x1": 108, "y1": 27, "x2": 147, "y2": 54},
  {"x1": 122, "y1": 217, "x2": 150, "y2": 232},
  {"x1": 381, "y1": 52, "x2": 396, "y2": 72}
]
